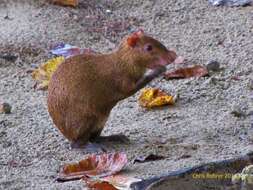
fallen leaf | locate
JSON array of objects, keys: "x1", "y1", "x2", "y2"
[
  {"x1": 57, "y1": 152, "x2": 127, "y2": 182},
  {"x1": 138, "y1": 88, "x2": 174, "y2": 108},
  {"x1": 133, "y1": 154, "x2": 165, "y2": 164},
  {"x1": 83, "y1": 175, "x2": 142, "y2": 190},
  {"x1": 51, "y1": 0, "x2": 79, "y2": 7},
  {"x1": 32, "y1": 56, "x2": 64, "y2": 90},
  {"x1": 164, "y1": 65, "x2": 208, "y2": 79},
  {"x1": 84, "y1": 179, "x2": 118, "y2": 190}
]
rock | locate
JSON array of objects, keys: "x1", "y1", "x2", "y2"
[
  {"x1": 204, "y1": 77, "x2": 219, "y2": 85},
  {"x1": 106, "y1": 9, "x2": 112, "y2": 14},
  {"x1": 173, "y1": 93, "x2": 179, "y2": 103},
  {"x1": 231, "y1": 105, "x2": 246, "y2": 117},
  {"x1": 248, "y1": 79, "x2": 253, "y2": 90},
  {"x1": 206, "y1": 60, "x2": 220, "y2": 72},
  {"x1": 0, "y1": 54, "x2": 18, "y2": 62},
  {"x1": 0, "y1": 103, "x2": 12, "y2": 114}
]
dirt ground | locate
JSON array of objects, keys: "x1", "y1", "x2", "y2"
[{"x1": 0, "y1": 0, "x2": 252, "y2": 189}]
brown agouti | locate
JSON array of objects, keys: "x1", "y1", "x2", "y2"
[{"x1": 47, "y1": 30, "x2": 177, "y2": 148}]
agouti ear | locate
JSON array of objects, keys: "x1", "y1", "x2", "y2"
[{"x1": 127, "y1": 29, "x2": 144, "y2": 47}]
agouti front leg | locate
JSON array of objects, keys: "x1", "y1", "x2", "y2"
[{"x1": 132, "y1": 66, "x2": 166, "y2": 94}]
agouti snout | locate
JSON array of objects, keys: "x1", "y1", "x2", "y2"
[{"x1": 47, "y1": 30, "x2": 177, "y2": 147}]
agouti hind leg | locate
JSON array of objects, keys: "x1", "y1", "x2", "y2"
[
  {"x1": 91, "y1": 134, "x2": 130, "y2": 144},
  {"x1": 70, "y1": 126, "x2": 106, "y2": 152},
  {"x1": 71, "y1": 141, "x2": 106, "y2": 152},
  {"x1": 89, "y1": 123, "x2": 129, "y2": 144}
]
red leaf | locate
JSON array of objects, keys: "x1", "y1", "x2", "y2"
[
  {"x1": 82, "y1": 175, "x2": 141, "y2": 190},
  {"x1": 57, "y1": 152, "x2": 127, "y2": 182},
  {"x1": 164, "y1": 65, "x2": 208, "y2": 79},
  {"x1": 84, "y1": 179, "x2": 118, "y2": 190}
]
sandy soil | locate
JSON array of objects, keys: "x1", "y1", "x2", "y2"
[{"x1": 0, "y1": 0, "x2": 252, "y2": 189}]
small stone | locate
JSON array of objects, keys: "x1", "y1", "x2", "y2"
[
  {"x1": 0, "y1": 103, "x2": 12, "y2": 114},
  {"x1": 106, "y1": 9, "x2": 112, "y2": 14},
  {"x1": 231, "y1": 106, "x2": 246, "y2": 117},
  {"x1": 173, "y1": 93, "x2": 179, "y2": 103},
  {"x1": 204, "y1": 77, "x2": 219, "y2": 85},
  {"x1": 73, "y1": 15, "x2": 78, "y2": 21},
  {"x1": 206, "y1": 60, "x2": 220, "y2": 72},
  {"x1": 248, "y1": 79, "x2": 253, "y2": 90},
  {"x1": 0, "y1": 54, "x2": 17, "y2": 62},
  {"x1": 221, "y1": 82, "x2": 230, "y2": 90},
  {"x1": 179, "y1": 154, "x2": 191, "y2": 159}
]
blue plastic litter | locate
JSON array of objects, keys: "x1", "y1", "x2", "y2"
[
  {"x1": 50, "y1": 43, "x2": 81, "y2": 58},
  {"x1": 208, "y1": 0, "x2": 252, "y2": 6}
]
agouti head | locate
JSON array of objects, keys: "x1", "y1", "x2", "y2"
[{"x1": 117, "y1": 30, "x2": 177, "y2": 72}]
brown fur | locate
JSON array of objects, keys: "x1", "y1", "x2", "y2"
[{"x1": 47, "y1": 33, "x2": 176, "y2": 145}]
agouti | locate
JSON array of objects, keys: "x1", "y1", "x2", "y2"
[{"x1": 47, "y1": 30, "x2": 177, "y2": 147}]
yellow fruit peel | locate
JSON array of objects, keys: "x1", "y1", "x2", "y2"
[
  {"x1": 32, "y1": 56, "x2": 64, "y2": 90},
  {"x1": 139, "y1": 88, "x2": 174, "y2": 108}
]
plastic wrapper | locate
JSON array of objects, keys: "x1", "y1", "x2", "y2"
[{"x1": 208, "y1": 0, "x2": 252, "y2": 6}]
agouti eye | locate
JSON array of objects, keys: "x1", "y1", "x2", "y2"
[{"x1": 144, "y1": 44, "x2": 153, "y2": 52}]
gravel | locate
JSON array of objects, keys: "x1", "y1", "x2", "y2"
[{"x1": 0, "y1": 0, "x2": 252, "y2": 189}]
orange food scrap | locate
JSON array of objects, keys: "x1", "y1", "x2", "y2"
[{"x1": 139, "y1": 88, "x2": 174, "y2": 108}]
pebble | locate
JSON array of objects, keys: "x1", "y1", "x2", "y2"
[
  {"x1": 206, "y1": 60, "x2": 220, "y2": 72},
  {"x1": 231, "y1": 105, "x2": 246, "y2": 117},
  {"x1": 0, "y1": 54, "x2": 18, "y2": 62},
  {"x1": 73, "y1": 15, "x2": 78, "y2": 21},
  {"x1": 204, "y1": 77, "x2": 219, "y2": 85},
  {"x1": 106, "y1": 9, "x2": 112, "y2": 14},
  {"x1": 248, "y1": 79, "x2": 253, "y2": 90},
  {"x1": 0, "y1": 103, "x2": 12, "y2": 114}
]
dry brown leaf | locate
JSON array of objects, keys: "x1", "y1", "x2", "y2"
[
  {"x1": 57, "y1": 152, "x2": 128, "y2": 182},
  {"x1": 51, "y1": 0, "x2": 79, "y2": 7},
  {"x1": 164, "y1": 65, "x2": 208, "y2": 79},
  {"x1": 138, "y1": 88, "x2": 174, "y2": 108}
]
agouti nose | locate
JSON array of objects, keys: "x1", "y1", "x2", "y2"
[{"x1": 167, "y1": 50, "x2": 177, "y2": 63}]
